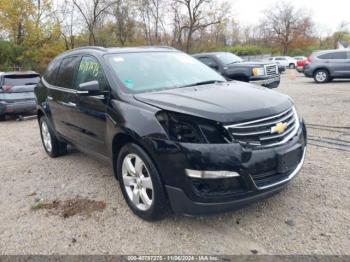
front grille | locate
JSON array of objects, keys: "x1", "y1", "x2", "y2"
[
  {"x1": 225, "y1": 107, "x2": 299, "y2": 148},
  {"x1": 265, "y1": 64, "x2": 278, "y2": 77}
]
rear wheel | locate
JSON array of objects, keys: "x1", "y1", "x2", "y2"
[
  {"x1": 289, "y1": 63, "x2": 296, "y2": 69},
  {"x1": 39, "y1": 116, "x2": 67, "y2": 157},
  {"x1": 116, "y1": 143, "x2": 168, "y2": 220},
  {"x1": 314, "y1": 69, "x2": 330, "y2": 83}
]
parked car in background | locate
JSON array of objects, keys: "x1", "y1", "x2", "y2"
[
  {"x1": 268, "y1": 56, "x2": 297, "y2": 69},
  {"x1": 0, "y1": 71, "x2": 40, "y2": 121},
  {"x1": 304, "y1": 49, "x2": 350, "y2": 83},
  {"x1": 193, "y1": 52, "x2": 280, "y2": 88},
  {"x1": 293, "y1": 56, "x2": 307, "y2": 61},
  {"x1": 35, "y1": 46, "x2": 306, "y2": 220}
]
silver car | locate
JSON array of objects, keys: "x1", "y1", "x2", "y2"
[
  {"x1": 304, "y1": 49, "x2": 350, "y2": 83},
  {"x1": 0, "y1": 71, "x2": 40, "y2": 121}
]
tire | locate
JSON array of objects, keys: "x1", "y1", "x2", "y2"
[
  {"x1": 39, "y1": 116, "x2": 67, "y2": 157},
  {"x1": 289, "y1": 63, "x2": 296, "y2": 69},
  {"x1": 313, "y1": 69, "x2": 330, "y2": 83},
  {"x1": 0, "y1": 114, "x2": 5, "y2": 121},
  {"x1": 116, "y1": 143, "x2": 168, "y2": 220}
]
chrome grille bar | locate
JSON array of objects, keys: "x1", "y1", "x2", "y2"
[{"x1": 224, "y1": 107, "x2": 300, "y2": 148}]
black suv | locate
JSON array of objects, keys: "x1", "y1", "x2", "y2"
[
  {"x1": 35, "y1": 46, "x2": 307, "y2": 220},
  {"x1": 304, "y1": 49, "x2": 350, "y2": 83},
  {"x1": 193, "y1": 52, "x2": 280, "y2": 88}
]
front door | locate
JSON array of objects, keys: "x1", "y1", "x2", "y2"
[{"x1": 68, "y1": 56, "x2": 109, "y2": 156}]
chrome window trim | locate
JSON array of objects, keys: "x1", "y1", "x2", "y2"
[{"x1": 42, "y1": 77, "x2": 88, "y2": 95}]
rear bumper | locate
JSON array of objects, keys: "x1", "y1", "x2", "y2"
[
  {"x1": 0, "y1": 100, "x2": 36, "y2": 115},
  {"x1": 296, "y1": 66, "x2": 304, "y2": 73}
]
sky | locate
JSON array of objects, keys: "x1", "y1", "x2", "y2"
[{"x1": 231, "y1": 0, "x2": 350, "y2": 34}]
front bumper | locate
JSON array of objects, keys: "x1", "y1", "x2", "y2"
[
  {"x1": 0, "y1": 100, "x2": 36, "y2": 115},
  {"x1": 250, "y1": 75, "x2": 280, "y2": 88},
  {"x1": 143, "y1": 121, "x2": 307, "y2": 216}
]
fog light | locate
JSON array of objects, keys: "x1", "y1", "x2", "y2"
[{"x1": 185, "y1": 169, "x2": 240, "y2": 179}]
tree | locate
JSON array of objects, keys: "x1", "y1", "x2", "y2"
[
  {"x1": 0, "y1": 0, "x2": 34, "y2": 45},
  {"x1": 173, "y1": 0, "x2": 223, "y2": 52},
  {"x1": 261, "y1": 1, "x2": 313, "y2": 54},
  {"x1": 72, "y1": 0, "x2": 114, "y2": 45},
  {"x1": 111, "y1": 0, "x2": 135, "y2": 46}
]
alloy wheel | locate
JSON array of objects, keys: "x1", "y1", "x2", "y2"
[
  {"x1": 315, "y1": 71, "x2": 327, "y2": 82},
  {"x1": 41, "y1": 121, "x2": 52, "y2": 153},
  {"x1": 122, "y1": 153, "x2": 154, "y2": 211}
]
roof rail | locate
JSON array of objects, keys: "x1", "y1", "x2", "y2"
[{"x1": 70, "y1": 46, "x2": 107, "y2": 52}]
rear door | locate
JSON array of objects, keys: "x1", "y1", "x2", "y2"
[
  {"x1": 68, "y1": 55, "x2": 109, "y2": 155},
  {"x1": 318, "y1": 51, "x2": 347, "y2": 76},
  {"x1": 47, "y1": 56, "x2": 81, "y2": 138}
]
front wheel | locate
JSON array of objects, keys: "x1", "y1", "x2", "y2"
[
  {"x1": 116, "y1": 143, "x2": 168, "y2": 220},
  {"x1": 314, "y1": 69, "x2": 330, "y2": 83},
  {"x1": 39, "y1": 116, "x2": 67, "y2": 157}
]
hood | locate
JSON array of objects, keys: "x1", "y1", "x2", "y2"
[
  {"x1": 134, "y1": 82, "x2": 293, "y2": 123},
  {"x1": 228, "y1": 61, "x2": 272, "y2": 68}
]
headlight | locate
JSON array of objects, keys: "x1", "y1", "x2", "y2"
[
  {"x1": 156, "y1": 111, "x2": 232, "y2": 144},
  {"x1": 252, "y1": 67, "x2": 265, "y2": 76}
]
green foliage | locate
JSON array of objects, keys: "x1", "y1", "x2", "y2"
[{"x1": 194, "y1": 45, "x2": 271, "y2": 56}]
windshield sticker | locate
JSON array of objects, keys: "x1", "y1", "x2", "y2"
[
  {"x1": 124, "y1": 79, "x2": 134, "y2": 89},
  {"x1": 113, "y1": 57, "x2": 125, "y2": 63}
]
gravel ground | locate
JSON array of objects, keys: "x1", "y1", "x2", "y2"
[{"x1": 0, "y1": 71, "x2": 349, "y2": 255}]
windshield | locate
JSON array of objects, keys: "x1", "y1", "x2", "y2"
[
  {"x1": 106, "y1": 52, "x2": 225, "y2": 93},
  {"x1": 3, "y1": 75, "x2": 40, "y2": 86},
  {"x1": 215, "y1": 53, "x2": 243, "y2": 65}
]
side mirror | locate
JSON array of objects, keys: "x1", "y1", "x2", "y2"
[{"x1": 77, "y1": 80, "x2": 102, "y2": 96}]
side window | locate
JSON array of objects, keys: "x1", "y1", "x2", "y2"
[
  {"x1": 319, "y1": 52, "x2": 346, "y2": 60},
  {"x1": 75, "y1": 56, "x2": 108, "y2": 90},
  {"x1": 44, "y1": 59, "x2": 61, "y2": 85},
  {"x1": 199, "y1": 57, "x2": 218, "y2": 68},
  {"x1": 331, "y1": 52, "x2": 346, "y2": 59},
  {"x1": 56, "y1": 56, "x2": 80, "y2": 88}
]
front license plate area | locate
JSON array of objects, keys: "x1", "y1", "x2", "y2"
[{"x1": 277, "y1": 146, "x2": 302, "y2": 174}]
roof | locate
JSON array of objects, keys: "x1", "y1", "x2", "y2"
[
  {"x1": 65, "y1": 45, "x2": 177, "y2": 54},
  {"x1": 0, "y1": 71, "x2": 39, "y2": 76}
]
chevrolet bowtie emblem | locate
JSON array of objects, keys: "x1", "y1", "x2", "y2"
[{"x1": 271, "y1": 122, "x2": 288, "y2": 134}]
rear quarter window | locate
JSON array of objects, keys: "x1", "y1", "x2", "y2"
[
  {"x1": 44, "y1": 59, "x2": 61, "y2": 85},
  {"x1": 56, "y1": 56, "x2": 81, "y2": 88}
]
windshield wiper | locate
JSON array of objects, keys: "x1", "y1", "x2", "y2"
[{"x1": 180, "y1": 80, "x2": 224, "y2": 88}]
